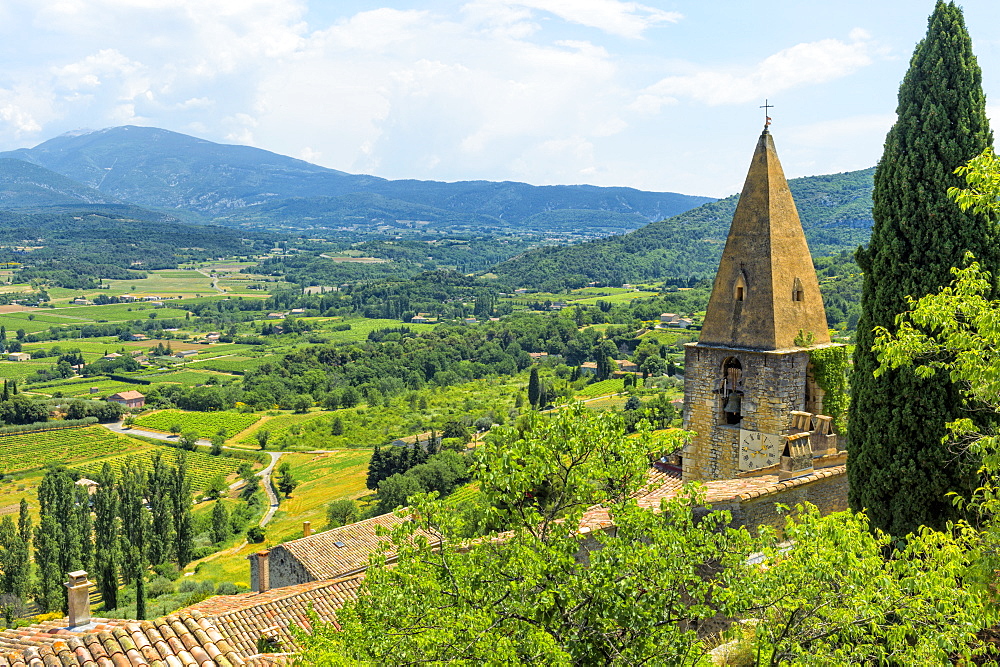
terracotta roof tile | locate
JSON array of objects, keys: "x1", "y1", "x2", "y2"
[
  {"x1": 0, "y1": 613, "x2": 251, "y2": 667},
  {"x1": 180, "y1": 575, "x2": 365, "y2": 657},
  {"x1": 271, "y1": 513, "x2": 419, "y2": 581}
]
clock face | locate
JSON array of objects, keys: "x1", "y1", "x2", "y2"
[{"x1": 739, "y1": 429, "x2": 782, "y2": 471}]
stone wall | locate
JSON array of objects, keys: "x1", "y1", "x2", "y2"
[
  {"x1": 250, "y1": 546, "x2": 315, "y2": 592},
  {"x1": 710, "y1": 468, "x2": 848, "y2": 534}
]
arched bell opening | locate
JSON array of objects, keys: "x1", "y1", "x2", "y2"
[{"x1": 719, "y1": 356, "x2": 744, "y2": 425}]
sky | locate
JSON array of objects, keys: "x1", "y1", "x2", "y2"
[{"x1": 1, "y1": 1, "x2": 999, "y2": 198}]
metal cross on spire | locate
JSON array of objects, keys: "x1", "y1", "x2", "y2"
[{"x1": 760, "y1": 99, "x2": 774, "y2": 129}]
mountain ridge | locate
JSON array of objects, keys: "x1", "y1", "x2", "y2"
[{"x1": 0, "y1": 126, "x2": 715, "y2": 235}]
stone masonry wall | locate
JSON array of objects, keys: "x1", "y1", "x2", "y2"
[
  {"x1": 683, "y1": 343, "x2": 809, "y2": 481},
  {"x1": 251, "y1": 546, "x2": 315, "y2": 591},
  {"x1": 711, "y1": 470, "x2": 848, "y2": 534}
]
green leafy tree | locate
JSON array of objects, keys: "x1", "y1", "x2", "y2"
[
  {"x1": 296, "y1": 406, "x2": 995, "y2": 665},
  {"x1": 374, "y1": 473, "x2": 424, "y2": 515},
  {"x1": 179, "y1": 431, "x2": 199, "y2": 451},
  {"x1": 172, "y1": 451, "x2": 194, "y2": 568},
  {"x1": 210, "y1": 501, "x2": 230, "y2": 544},
  {"x1": 330, "y1": 415, "x2": 344, "y2": 436},
  {"x1": 276, "y1": 462, "x2": 298, "y2": 498},
  {"x1": 0, "y1": 500, "x2": 30, "y2": 602},
  {"x1": 146, "y1": 454, "x2": 174, "y2": 565},
  {"x1": 291, "y1": 393, "x2": 313, "y2": 414},
  {"x1": 849, "y1": 0, "x2": 997, "y2": 536},
  {"x1": 210, "y1": 432, "x2": 225, "y2": 456},
  {"x1": 255, "y1": 429, "x2": 271, "y2": 451},
  {"x1": 32, "y1": 514, "x2": 62, "y2": 613},
  {"x1": 326, "y1": 499, "x2": 360, "y2": 529},
  {"x1": 203, "y1": 474, "x2": 228, "y2": 501}
]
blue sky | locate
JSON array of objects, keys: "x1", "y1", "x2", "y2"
[{"x1": 0, "y1": 1, "x2": 998, "y2": 197}]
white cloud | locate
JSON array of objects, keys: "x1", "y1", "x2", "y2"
[
  {"x1": 0, "y1": 104, "x2": 42, "y2": 135},
  {"x1": 472, "y1": 0, "x2": 681, "y2": 39},
  {"x1": 638, "y1": 30, "x2": 882, "y2": 107}
]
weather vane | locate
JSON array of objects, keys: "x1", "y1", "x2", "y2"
[{"x1": 760, "y1": 99, "x2": 774, "y2": 129}]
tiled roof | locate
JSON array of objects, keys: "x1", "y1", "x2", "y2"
[
  {"x1": 0, "y1": 612, "x2": 248, "y2": 666},
  {"x1": 581, "y1": 465, "x2": 847, "y2": 530},
  {"x1": 276, "y1": 512, "x2": 432, "y2": 581},
  {"x1": 182, "y1": 574, "x2": 365, "y2": 656},
  {"x1": 109, "y1": 390, "x2": 145, "y2": 400}
]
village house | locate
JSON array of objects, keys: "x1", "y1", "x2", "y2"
[
  {"x1": 615, "y1": 359, "x2": 639, "y2": 373},
  {"x1": 6, "y1": 352, "x2": 29, "y2": 362},
  {"x1": 107, "y1": 390, "x2": 145, "y2": 409}
]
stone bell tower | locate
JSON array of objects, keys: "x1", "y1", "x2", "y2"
[{"x1": 682, "y1": 125, "x2": 843, "y2": 481}]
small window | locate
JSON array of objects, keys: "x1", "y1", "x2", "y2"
[
  {"x1": 792, "y1": 278, "x2": 804, "y2": 302},
  {"x1": 734, "y1": 273, "x2": 747, "y2": 302}
]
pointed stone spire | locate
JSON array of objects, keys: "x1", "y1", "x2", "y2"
[{"x1": 699, "y1": 129, "x2": 829, "y2": 350}]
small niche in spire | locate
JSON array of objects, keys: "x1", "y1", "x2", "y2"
[
  {"x1": 734, "y1": 273, "x2": 747, "y2": 302},
  {"x1": 792, "y1": 277, "x2": 804, "y2": 302}
]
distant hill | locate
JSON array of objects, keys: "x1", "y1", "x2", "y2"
[
  {"x1": 0, "y1": 126, "x2": 714, "y2": 236},
  {"x1": 0, "y1": 159, "x2": 122, "y2": 208},
  {"x1": 491, "y1": 167, "x2": 875, "y2": 290}
]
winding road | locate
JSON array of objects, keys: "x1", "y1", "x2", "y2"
[{"x1": 102, "y1": 421, "x2": 283, "y2": 528}]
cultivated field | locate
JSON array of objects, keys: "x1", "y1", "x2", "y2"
[
  {"x1": 133, "y1": 409, "x2": 261, "y2": 437},
  {"x1": 575, "y1": 378, "x2": 625, "y2": 398},
  {"x1": 0, "y1": 425, "x2": 148, "y2": 473},
  {"x1": 264, "y1": 449, "x2": 373, "y2": 544},
  {"x1": 73, "y1": 445, "x2": 246, "y2": 493}
]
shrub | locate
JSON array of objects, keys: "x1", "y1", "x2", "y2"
[
  {"x1": 215, "y1": 582, "x2": 242, "y2": 595},
  {"x1": 146, "y1": 577, "x2": 174, "y2": 598}
]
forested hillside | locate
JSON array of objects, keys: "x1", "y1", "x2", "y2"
[
  {"x1": 493, "y1": 168, "x2": 874, "y2": 290},
  {"x1": 0, "y1": 210, "x2": 272, "y2": 289}
]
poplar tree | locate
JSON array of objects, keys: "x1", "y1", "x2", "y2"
[
  {"x1": 210, "y1": 501, "x2": 230, "y2": 544},
  {"x1": 93, "y1": 463, "x2": 121, "y2": 610},
  {"x1": 172, "y1": 451, "x2": 194, "y2": 568},
  {"x1": 147, "y1": 454, "x2": 175, "y2": 565},
  {"x1": 849, "y1": 1, "x2": 996, "y2": 535},
  {"x1": 33, "y1": 514, "x2": 62, "y2": 612},
  {"x1": 0, "y1": 501, "x2": 30, "y2": 601},
  {"x1": 119, "y1": 461, "x2": 149, "y2": 620}
]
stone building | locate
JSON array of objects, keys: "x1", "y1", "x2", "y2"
[{"x1": 682, "y1": 126, "x2": 847, "y2": 483}]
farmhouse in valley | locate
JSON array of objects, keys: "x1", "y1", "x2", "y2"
[{"x1": 107, "y1": 390, "x2": 146, "y2": 409}]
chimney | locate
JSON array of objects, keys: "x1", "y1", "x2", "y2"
[
  {"x1": 303, "y1": 521, "x2": 311, "y2": 538},
  {"x1": 253, "y1": 551, "x2": 270, "y2": 593},
  {"x1": 65, "y1": 571, "x2": 91, "y2": 628}
]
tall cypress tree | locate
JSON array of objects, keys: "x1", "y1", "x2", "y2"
[
  {"x1": 849, "y1": 1, "x2": 996, "y2": 536},
  {"x1": 528, "y1": 367, "x2": 541, "y2": 409}
]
